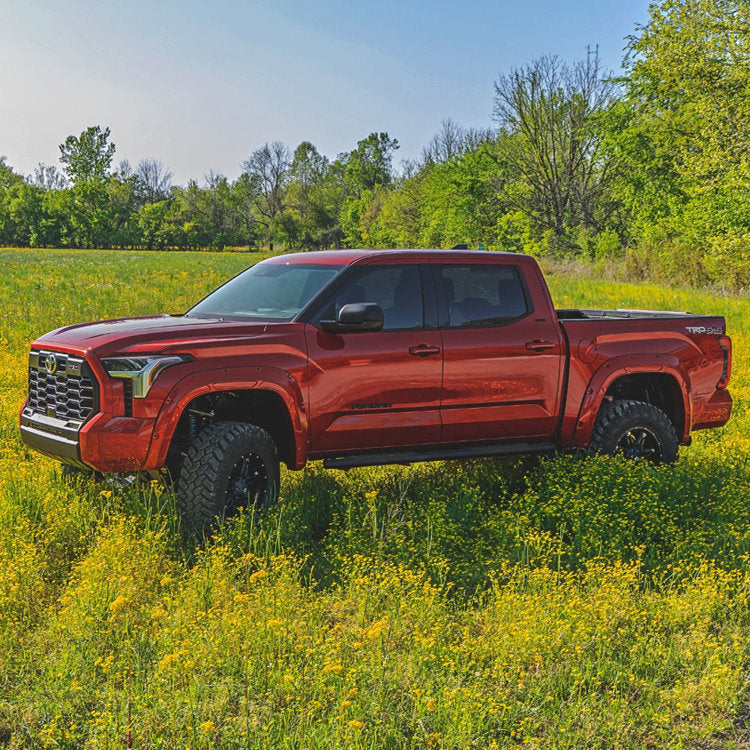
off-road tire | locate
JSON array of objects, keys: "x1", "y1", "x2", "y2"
[
  {"x1": 589, "y1": 399, "x2": 679, "y2": 464},
  {"x1": 177, "y1": 421, "x2": 280, "y2": 533}
]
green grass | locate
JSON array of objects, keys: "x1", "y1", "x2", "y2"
[{"x1": 0, "y1": 247, "x2": 749, "y2": 748}]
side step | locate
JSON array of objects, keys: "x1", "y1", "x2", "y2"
[{"x1": 322, "y1": 442, "x2": 557, "y2": 470}]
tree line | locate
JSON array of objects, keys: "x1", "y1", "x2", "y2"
[
  {"x1": 0, "y1": 129, "x2": 399, "y2": 254},
  {"x1": 1, "y1": 0, "x2": 748, "y2": 289}
]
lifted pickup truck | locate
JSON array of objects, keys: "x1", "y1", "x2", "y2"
[{"x1": 20, "y1": 250, "x2": 732, "y2": 530}]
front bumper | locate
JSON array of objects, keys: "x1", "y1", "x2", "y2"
[
  {"x1": 20, "y1": 406, "x2": 156, "y2": 473},
  {"x1": 20, "y1": 410, "x2": 89, "y2": 469}
]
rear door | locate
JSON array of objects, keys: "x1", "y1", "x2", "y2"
[
  {"x1": 305, "y1": 260, "x2": 443, "y2": 454},
  {"x1": 435, "y1": 258, "x2": 564, "y2": 442}
]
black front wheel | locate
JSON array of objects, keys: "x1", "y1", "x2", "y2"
[
  {"x1": 177, "y1": 422, "x2": 280, "y2": 533},
  {"x1": 589, "y1": 399, "x2": 679, "y2": 464}
]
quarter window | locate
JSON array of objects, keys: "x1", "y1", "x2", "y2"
[{"x1": 437, "y1": 264, "x2": 528, "y2": 328}]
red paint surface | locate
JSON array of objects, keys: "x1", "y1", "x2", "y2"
[{"x1": 21, "y1": 250, "x2": 732, "y2": 472}]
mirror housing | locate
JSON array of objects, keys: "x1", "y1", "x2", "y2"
[{"x1": 320, "y1": 302, "x2": 384, "y2": 333}]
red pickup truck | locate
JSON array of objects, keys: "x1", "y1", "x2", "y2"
[{"x1": 20, "y1": 249, "x2": 732, "y2": 530}]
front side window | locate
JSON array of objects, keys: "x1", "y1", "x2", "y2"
[
  {"x1": 437, "y1": 264, "x2": 528, "y2": 328},
  {"x1": 319, "y1": 265, "x2": 424, "y2": 331},
  {"x1": 187, "y1": 262, "x2": 343, "y2": 321}
]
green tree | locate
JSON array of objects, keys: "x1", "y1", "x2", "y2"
[
  {"x1": 343, "y1": 132, "x2": 399, "y2": 195},
  {"x1": 286, "y1": 141, "x2": 340, "y2": 249},
  {"x1": 135, "y1": 200, "x2": 172, "y2": 249},
  {"x1": 338, "y1": 133, "x2": 399, "y2": 246},
  {"x1": 363, "y1": 141, "x2": 505, "y2": 250},
  {"x1": 59, "y1": 126, "x2": 116, "y2": 184},
  {"x1": 0, "y1": 156, "x2": 22, "y2": 191},
  {"x1": 67, "y1": 181, "x2": 114, "y2": 248},
  {"x1": 0, "y1": 157, "x2": 25, "y2": 244},
  {"x1": 3, "y1": 181, "x2": 40, "y2": 246},
  {"x1": 202, "y1": 171, "x2": 243, "y2": 249},
  {"x1": 623, "y1": 0, "x2": 750, "y2": 200},
  {"x1": 105, "y1": 174, "x2": 142, "y2": 248},
  {"x1": 607, "y1": 0, "x2": 750, "y2": 286}
]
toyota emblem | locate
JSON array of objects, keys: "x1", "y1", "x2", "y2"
[{"x1": 44, "y1": 354, "x2": 58, "y2": 375}]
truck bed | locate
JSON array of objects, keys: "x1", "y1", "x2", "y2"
[
  {"x1": 557, "y1": 308, "x2": 701, "y2": 321},
  {"x1": 556, "y1": 308, "x2": 726, "y2": 340}
]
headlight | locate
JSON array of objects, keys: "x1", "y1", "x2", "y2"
[{"x1": 101, "y1": 355, "x2": 191, "y2": 398}]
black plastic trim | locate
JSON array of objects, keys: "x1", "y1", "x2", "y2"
[
  {"x1": 322, "y1": 441, "x2": 556, "y2": 469},
  {"x1": 19, "y1": 411, "x2": 90, "y2": 469}
]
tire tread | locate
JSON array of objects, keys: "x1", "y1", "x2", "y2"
[
  {"x1": 589, "y1": 398, "x2": 679, "y2": 464},
  {"x1": 177, "y1": 422, "x2": 279, "y2": 533}
]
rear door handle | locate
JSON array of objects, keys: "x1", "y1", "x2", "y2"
[
  {"x1": 526, "y1": 340, "x2": 555, "y2": 352},
  {"x1": 409, "y1": 344, "x2": 441, "y2": 357}
]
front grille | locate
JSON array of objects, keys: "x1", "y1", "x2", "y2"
[{"x1": 27, "y1": 350, "x2": 99, "y2": 422}]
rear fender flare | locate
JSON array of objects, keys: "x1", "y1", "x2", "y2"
[
  {"x1": 571, "y1": 355, "x2": 692, "y2": 448},
  {"x1": 144, "y1": 365, "x2": 308, "y2": 470}
]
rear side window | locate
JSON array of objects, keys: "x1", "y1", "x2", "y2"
[
  {"x1": 319, "y1": 265, "x2": 424, "y2": 331},
  {"x1": 437, "y1": 264, "x2": 529, "y2": 328}
]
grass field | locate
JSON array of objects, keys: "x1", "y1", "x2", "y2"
[{"x1": 1, "y1": 247, "x2": 749, "y2": 748}]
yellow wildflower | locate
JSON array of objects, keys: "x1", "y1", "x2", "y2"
[{"x1": 108, "y1": 595, "x2": 128, "y2": 614}]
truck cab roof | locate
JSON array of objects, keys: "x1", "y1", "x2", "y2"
[{"x1": 264, "y1": 248, "x2": 528, "y2": 266}]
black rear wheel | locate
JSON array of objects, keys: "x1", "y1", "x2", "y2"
[
  {"x1": 177, "y1": 422, "x2": 280, "y2": 533},
  {"x1": 589, "y1": 399, "x2": 679, "y2": 464}
]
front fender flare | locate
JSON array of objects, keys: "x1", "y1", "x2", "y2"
[{"x1": 143, "y1": 365, "x2": 308, "y2": 470}]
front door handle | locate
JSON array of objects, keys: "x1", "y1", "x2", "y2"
[
  {"x1": 409, "y1": 344, "x2": 441, "y2": 357},
  {"x1": 526, "y1": 339, "x2": 555, "y2": 352}
]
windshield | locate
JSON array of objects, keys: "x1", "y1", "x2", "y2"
[{"x1": 186, "y1": 262, "x2": 344, "y2": 321}]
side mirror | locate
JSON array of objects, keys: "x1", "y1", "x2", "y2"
[{"x1": 320, "y1": 302, "x2": 384, "y2": 333}]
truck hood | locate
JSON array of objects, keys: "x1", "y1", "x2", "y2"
[{"x1": 33, "y1": 314, "x2": 279, "y2": 357}]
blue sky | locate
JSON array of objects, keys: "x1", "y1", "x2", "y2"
[{"x1": 0, "y1": 0, "x2": 650, "y2": 185}]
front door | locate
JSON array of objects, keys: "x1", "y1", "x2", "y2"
[{"x1": 305, "y1": 262, "x2": 443, "y2": 454}]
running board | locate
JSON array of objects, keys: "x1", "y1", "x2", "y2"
[{"x1": 322, "y1": 442, "x2": 557, "y2": 470}]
